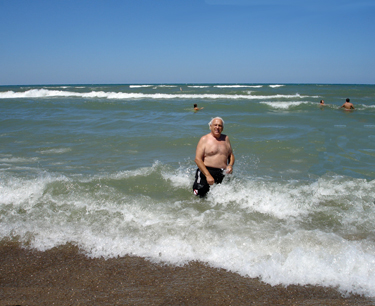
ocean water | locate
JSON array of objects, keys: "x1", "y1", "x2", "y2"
[{"x1": 1, "y1": 84, "x2": 375, "y2": 297}]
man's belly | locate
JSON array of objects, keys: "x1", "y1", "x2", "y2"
[{"x1": 204, "y1": 156, "x2": 228, "y2": 169}]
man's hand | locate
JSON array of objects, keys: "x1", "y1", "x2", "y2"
[
  {"x1": 206, "y1": 174, "x2": 215, "y2": 185},
  {"x1": 226, "y1": 165, "x2": 233, "y2": 174}
]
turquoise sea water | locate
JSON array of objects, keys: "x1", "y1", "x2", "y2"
[{"x1": 1, "y1": 84, "x2": 375, "y2": 297}]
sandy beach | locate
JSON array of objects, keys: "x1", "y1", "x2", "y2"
[{"x1": 0, "y1": 241, "x2": 373, "y2": 306}]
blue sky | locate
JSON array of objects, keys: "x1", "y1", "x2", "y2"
[{"x1": 1, "y1": 0, "x2": 374, "y2": 85}]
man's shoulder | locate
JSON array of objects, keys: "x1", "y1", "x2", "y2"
[{"x1": 198, "y1": 133, "x2": 211, "y2": 143}]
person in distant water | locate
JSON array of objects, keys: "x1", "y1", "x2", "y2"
[
  {"x1": 341, "y1": 98, "x2": 355, "y2": 110},
  {"x1": 194, "y1": 104, "x2": 204, "y2": 111},
  {"x1": 320, "y1": 100, "x2": 325, "y2": 105},
  {"x1": 193, "y1": 117, "x2": 235, "y2": 197}
]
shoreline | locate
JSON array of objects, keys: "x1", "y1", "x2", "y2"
[{"x1": 0, "y1": 242, "x2": 373, "y2": 306}]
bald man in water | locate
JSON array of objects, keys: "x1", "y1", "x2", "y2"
[{"x1": 193, "y1": 117, "x2": 235, "y2": 197}]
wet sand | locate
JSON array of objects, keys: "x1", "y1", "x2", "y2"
[{"x1": 1, "y1": 242, "x2": 373, "y2": 306}]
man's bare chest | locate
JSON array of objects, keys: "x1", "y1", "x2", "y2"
[{"x1": 205, "y1": 140, "x2": 228, "y2": 156}]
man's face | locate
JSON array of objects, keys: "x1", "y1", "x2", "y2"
[{"x1": 210, "y1": 119, "x2": 223, "y2": 138}]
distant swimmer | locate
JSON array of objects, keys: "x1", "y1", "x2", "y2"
[
  {"x1": 341, "y1": 98, "x2": 355, "y2": 110},
  {"x1": 193, "y1": 117, "x2": 235, "y2": 197},
  {"x1": 320, "y1": 100, "x2": 325, "y2": 105},
  {"x1": 194, "y1": 104, "x2": 204, "y2": 111}
]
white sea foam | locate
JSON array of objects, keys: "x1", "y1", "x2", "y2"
[
  {"x1": 0, "y1": 89, "x2": 311, "y2": 100},
  {"x1": 2, "y1": 163, "x2": 375, "y2": 297},
  {"x1": 39, "y1": 148, "x2": 72, "y2": 154},
  {"x1": 97, "y1": 164, "x2": 159, "y2": 181},
  {"x1": 0, "y1": 157, "x2": 39, "y2": 163},
  {"x1": 0, "y1": 172, "x2": 68, "y2": 207},
  {"x1": 269, "y1": 84, "x2": 285, "y2": 88},
  {"x1": 261, "y1": 101, "x2": 309, "y2": 109},
  {"x1": 129, "y1": 85, "x2": 154, "y2": 88},
  {"x1": 129, "y1": 84, "x2": 177, "y2": 88},
  {"x1": 161, "y1": 167, "x2": 192, "y2": 188},
  {"x1": 214, "y1": 85, "x2": 260, "y2": 88}
]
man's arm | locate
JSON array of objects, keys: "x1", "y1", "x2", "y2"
[
  {"x1": 225, "y1": 137, "x2": 235, "y2": 174},
  {"x1": 226, "y1": 152, "x2": 235, "y2": 174},
  {"x1": 195, "y1": 136, "x2": 215, "y2": 185}
]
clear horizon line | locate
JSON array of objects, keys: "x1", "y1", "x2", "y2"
[{"x1": 1, "y1": 82, "x2": 374, "y2": 87}]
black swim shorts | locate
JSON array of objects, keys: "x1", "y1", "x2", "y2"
[{"x1": 193, "y1": 167, "x2": 225, "y2": 197}]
